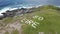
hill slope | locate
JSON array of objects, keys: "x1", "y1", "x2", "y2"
[
  {"x1": 0, "y1": 5, "x2": 60, "y2": 34},
  {"x1": 21, "y1": 5, "x2": 60, "y2": 34}
]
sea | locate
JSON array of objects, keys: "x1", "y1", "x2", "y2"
[{"x1": 0, "y1": 0, "x2": 60, "y2": 15}]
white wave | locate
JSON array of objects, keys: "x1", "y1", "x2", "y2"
[
  {"x1": 0, "y1": 6, "x2": 33, "y2": 16},
  {"x1": 0, "y1": 5, "x2": 43, "y2": 16},
  {"x1": 36, "y1": 5, "x2": 43, "y2": 7},
  {"x1": 0, "y1": 7, "x2": 19, "y2": 15},
  {"x1": 0, "y1": 7, "x2": 10, "y2": 15},
  {"x1": 9, "y1": 8, "x2": 18, "y2": 11}
]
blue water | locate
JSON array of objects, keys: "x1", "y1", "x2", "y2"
[
  {"x1": 0, "y1": 0, "x2": 60, "y2": 15},
  {"x1": 0, "y1": 0, "x2": 60, "y2": 8}
]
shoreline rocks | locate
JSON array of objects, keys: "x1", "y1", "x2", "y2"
[{"x1": 0, "y1": 8, "x2": 35, "y2": 20}]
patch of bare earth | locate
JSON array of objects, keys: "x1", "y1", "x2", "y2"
[{"x1": 0, "y1": 20, "x2": 22, "y2": 34}]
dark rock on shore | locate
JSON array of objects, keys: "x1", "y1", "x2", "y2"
[{"x1": 0, "y1": 8, "x2": 35, "y2": 20}]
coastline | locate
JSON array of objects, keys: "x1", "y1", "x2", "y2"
[
  {"x1": 0, "y1": 5, "x2": 60, "y2": 16},
  {"x1": 0, "y1": 6, "x2": 37, "y2": 19},
  {"x1": 0, "y1": 5, "x2": 43, "y2": 16}
]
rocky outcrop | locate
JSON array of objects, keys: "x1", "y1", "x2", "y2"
[{"x1": 0, "y1": 8, "x2": 34, "y2": 20}]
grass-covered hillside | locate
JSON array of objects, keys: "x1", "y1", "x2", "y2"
[
  {"x1": 0, "y1": 5, "x2": 60, "y2": 34},
  {"x1": 21, "y1": 5, "x2": 60, "y2": 34}
]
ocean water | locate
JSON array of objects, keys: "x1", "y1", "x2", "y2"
[{"x1": 0, "y1": 0, "x2": 60, "y2": 15}]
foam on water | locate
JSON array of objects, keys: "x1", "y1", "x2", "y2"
[
  {"x1": 0, "y1": 7, "x2": 10, "y2": 15},
  {"x1": 0, "y1": 7, "x2": 20, "y2": 15},
  {"x1": 0, "y1": 7, "x2": 31, "y2": 15},
  {"x1": 0, "y1": 5, "x2": 43, "y2": 16}
]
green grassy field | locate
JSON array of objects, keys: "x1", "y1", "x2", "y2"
[
  {"x1": 20, "y1": 5, "x2": 60, "y2": 34},
  {"x1": 1, "y1": 5, "x2": 60, "y2": 34}
]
